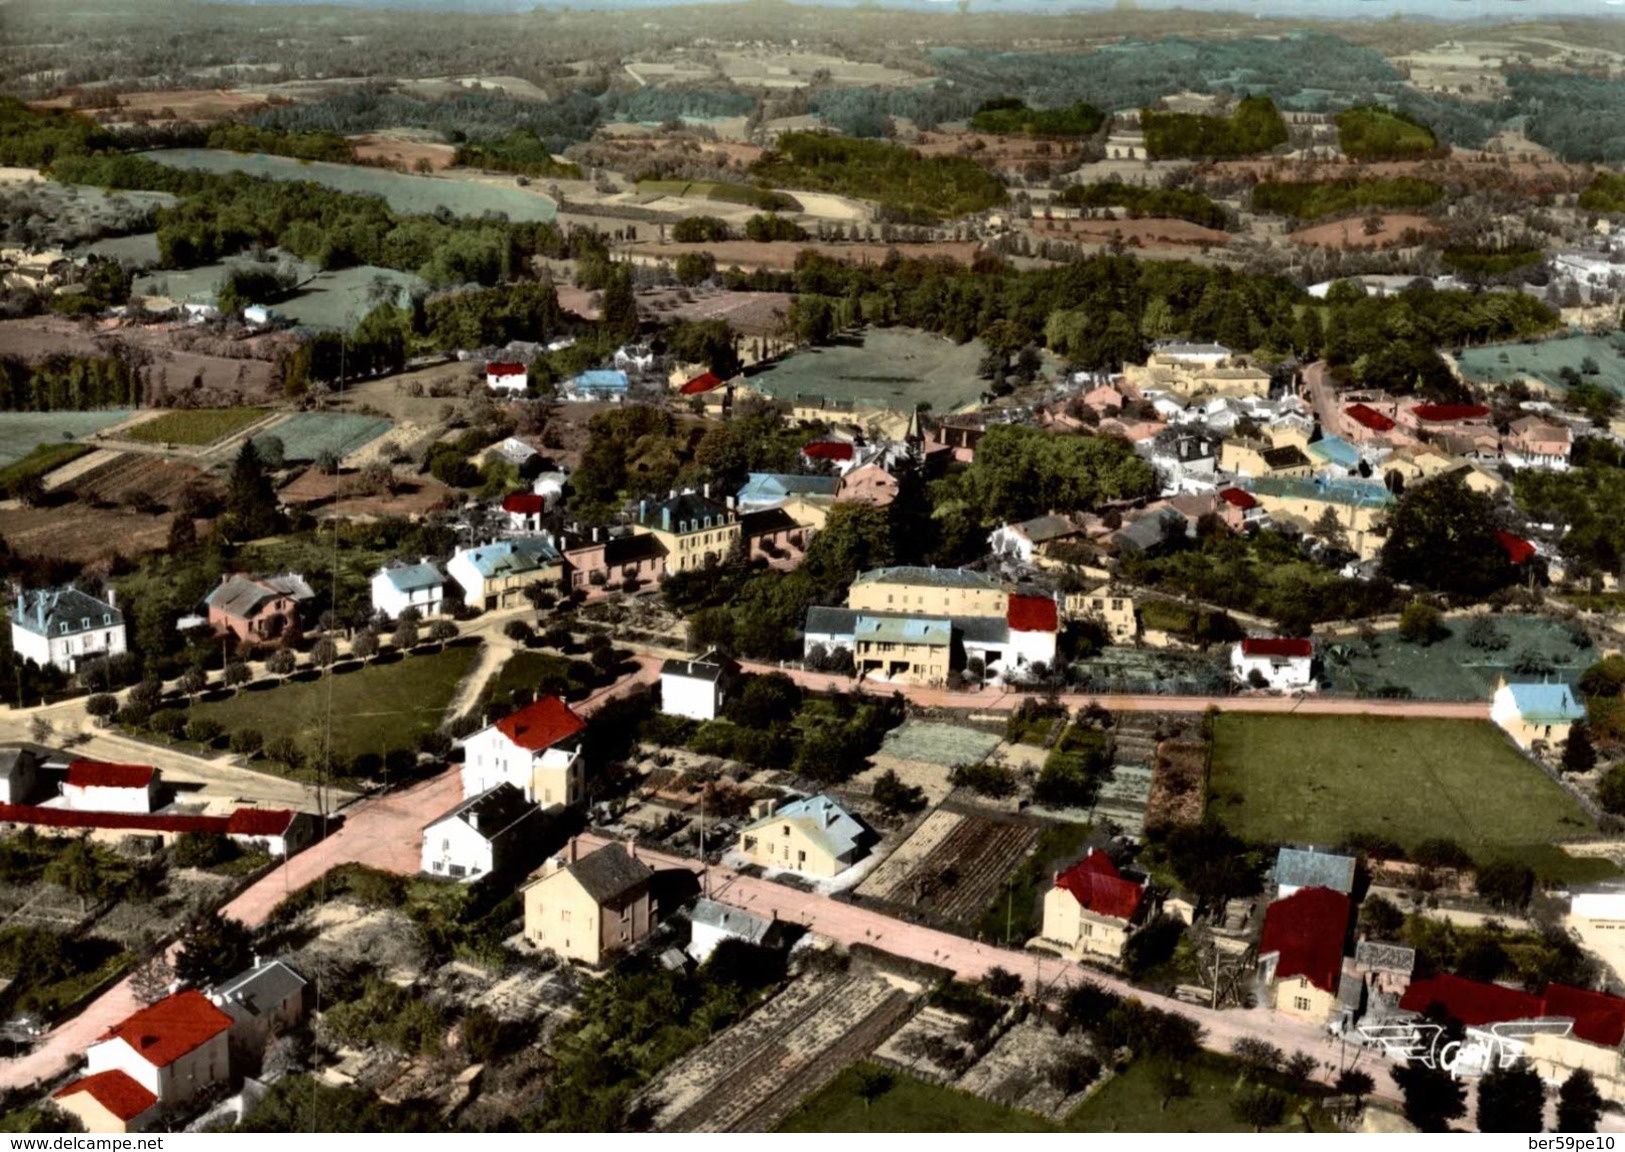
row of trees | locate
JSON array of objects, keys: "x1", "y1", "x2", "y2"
[
  {"x1": 0, "y1": 354, "x2": 141, "y2": 412},
  {"x1": 1141, "y1": 96, "x2": 1287, "y2": 160}
]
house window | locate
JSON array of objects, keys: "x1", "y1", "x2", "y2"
[
  {"x1": 561, "y1": 909, "x2": 571, "y2": 922},
  {"x1": 1293, "y1": 996, "x2": 1311, "y2": 1012},
  {"x1": 102, "y1": 614, "x2": 111, "y2": 625},
  {"x1": 81, "y1": 618, "x2": 89, "y2": 630},
  {"x1": 58, "y1": 623, "x2": 67, "y2": 635}
]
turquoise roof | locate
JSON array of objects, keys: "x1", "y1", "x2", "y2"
[
  {"x1": 458, "y1": 538, "x2": 559, "y2": 578},
  {"x1": 570, "y1": 369, "x2": 629, "y2": 391},
  {"x1": 1246, "y1": 475, "x2": 1394, "y2": 508},
  {"x1": 1507, "y1": 682, "x2": 1585, "y2": 725},
  {"x1": 855, "y1": 614, "x2": 951, "y2": 647},
  {"x1": 1307, "y1": 435, "x2": 1361, "y2": 470},
  {"x1": 737, "y1": 473, "x2": 840, "y2": 505}
]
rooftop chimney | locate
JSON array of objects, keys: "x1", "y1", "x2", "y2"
[{"x1": 105, "y1": 588, "x2": 116, "y2": 609}]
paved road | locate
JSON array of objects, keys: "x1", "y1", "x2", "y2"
[{"x1": 735, "y1": 661, "x2": 1490, "y2": 719}]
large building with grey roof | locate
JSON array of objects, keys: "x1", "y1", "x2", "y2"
[
  {"x1": 12, "y1": 585, "x2": 126, "y2": 673},
  {"x1": 736, "y1": 794, "x2": 872, "y2": 878}
]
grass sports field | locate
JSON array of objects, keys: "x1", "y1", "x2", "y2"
[
  {"x1": 124, "y1": 407, "x2": 266, "y2": 445},
  {"x1": 1209, "y1": 714, "x2": 1606, "y2": 878}
]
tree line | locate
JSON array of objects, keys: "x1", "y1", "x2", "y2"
[
  {"x1": 968, "y1": 97, "x2": 1104, "y2": 138},
  {"x1": 1249, "y1": 176, "x2": 1444, "y2": 221},
  {"x1": 0, "y1": 355, "x2": 141, "y2": 411},
  {"x1": 1141, "y1": 96, "x2": 1287, "y2": 160},
  {"x1": 1058, "y1": 182, "x2": 1231, "y2": 230}
]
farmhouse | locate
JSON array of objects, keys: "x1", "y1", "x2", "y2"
[
  {"x1": 847, "y1": 565, "x2": 1006, "y2": 617},
  {"x1": 1257, "y1": 886, "x2": 1352, "y2": 1027},
  {"x1": 420, "y1": 782, "x2": 543, "y2": 881},
  {"x1": 1039, "y1": 849, "x2": 1148, "y2": 965},
  {"x1": 1503, "y1": 416, "x2": 1573, "y2": 471},
  {"x1": 11, "y1": 585, "x2": 126, "y2": 674},
  {"x1": 447, "y1": 538, "x2": 562, "y2": 611},
  {"x1": 84, "y1": 989, "x2": 233, "y2": 1112},
  {"x1": 1491, "y1": 678, "x2": 1586, "y2": 750},
  {"x1": 737, "y1": 795, "x2": 872, "y2": 878},
  {"x1": 61, "y1": 760, "x2": 160, "y2": 815},
  {"x1": 205, "y1": 573, "x2": 314, "y2": 647},
  {"x1": 1232, "y1": 637, "x2": 1316, "y2": 691},
  {"x1": 52, "y1": 1071, "x2": 161, "y2": 1134},
  {"x1": 688, "y1": 897, "x2": 781, "y2": 962},
  {"x1": 486, "y1": 362, "x2": 528, "y2": 393},
  {"x1": 370, "y1": 559, "x2": 446, "y2": 621},
  {"x1": 523, "y1": 840, "x2": 655, "y2": 966},
  {"x1": 633, "y1": 489, "x2": 740, "y2": 576},
  {"x1": 660, "y1": 651, "x2": 735, "y2": 721},
  {"x1": 1274, "y1": 846, "x2": 1357, "y2": 899},
  {"x1": 460, "y1": 695, "x2": 587, "y2": 807}
]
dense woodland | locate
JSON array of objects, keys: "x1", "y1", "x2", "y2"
[
  {"x1": 1334, "y1": 105, "x2": 1440, "y2": 160},
  {"x1": 1140, "y1": 97, "x2": 1288, "y2": 160},
  {"x1": 967, "y1": 98, "x2": 1104, "y2": 138},
  {"x1": 750, "y1": 132, "x2": 1007, "y2": 222},
  {"x1": 1249, "y1": 177, "x2": 1444, "y2": 221}
]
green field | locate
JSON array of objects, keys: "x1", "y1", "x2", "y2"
[
  {"x1": 780, "y1": 1056, "x2": 1328, "y2": 1133},
  {"x1": 1324, "y1": 615, "x2": 1588, "y2": 700},
  {"x1": 124, "y1": 407, "x2": 265, "y2": 446},
  {"x1": 254, "y1": 413, "x2": 392, "y2": 462},
  {"x1": 1336, "y1": 105, "x2": 1438, "y2": 159},
  {"x1": 748, "y1": 328, "x2": 992, "y2": 413},
  {"x1": 1209, "y1": 715, "x2": 1599, "y2": 872},
  {"x1": 1457, "y1": 333, "x2": 1625, "y2": 398},
  {"x1": 482, "y1": 650, "x2": 611, "y2": 706},
  {"x1": 183, "y1": 643, "x2": 481, "y2": 772},
  {"x1": 0, "y1": 442, "x2": 92, "y2": 495},
  {"x1": 636, "y1": 179, "x2": 799, "y2": 212},
  {"x1": 0, "y1": 412, "x2": 131, "y2": 468},
  {"x1": 271, "y1": 265, "x2": 426, "y2": 331},
  {"x1": 145, "y1": 149, "x2": 557, "y2": 222}
]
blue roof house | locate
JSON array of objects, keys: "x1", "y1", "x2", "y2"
[{"x1": 1491, "y1": 678, "x2": 1587, "y2": 751}]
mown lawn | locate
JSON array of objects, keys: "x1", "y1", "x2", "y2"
[
  {"x1": 182, "y1": 643, "x2": 481, "y2": 772},
  {"x1": 1068, "y1": 1051, "x2": 1327, "y2": 1133},
  {"x1": 1209, "y1": 715, "x2": 1602, "y2": 877},
  {"x1": 124, "y1": 406, "x2": 265, "y2": 445}
]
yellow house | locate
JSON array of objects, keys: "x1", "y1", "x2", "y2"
[
  {"x1": 736, "y1": 794, "x2": 872, "y2": 878},
  {"x1": 1490, "y1": 678, "x2": 1586, "y2": 751},
  {"x1": 1123, "y1": 349, "x2": 1272, "y2": 402},
  {"x1": 1219, "y1": 438, "x2": 1314, "y2": 479},
  {"x1": 1064, "y1": 585, "x2": 1137, "y2": 644},
  {"x1": 1039, "y1": 849, "x2": 1147, "y2": 964},
  {"x1": 1244, "y1": 476, "x2": 1395, "y2": 561},
  {"x1": 52, "y1": 1072, "x2": 161, "y2": 1134},
  {"x1": 522, "y1": 840, "x2": 655, "y2": 966},
  {"x1": 1257, "y1": 886, "x2": 1350, "y2": 1025},
  {"x1": 847, "y1": 565, "x2": 1006, "y2": 617},
  {"x1": 635, "y1": 490, "x2": 741, "y2": 576},
  {"x1": 853, "y1": 614, "x2": 951, "y2": 686}
]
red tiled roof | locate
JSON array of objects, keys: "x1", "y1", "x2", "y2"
[
  {"x1": 1413, "y1": 403, "x2": 1491, "y2": 423},
  {"x1": 53, "y1": 1070, "x2": 159, "y2": 1122},
  {"x1": 487, "y1": 362, "x2": 526, "y2": 377},
  {"x1": 1544, "y1": 984, "x2": 1625, "y2": 1048},
  {"x1": 66, "y1": 760, "x2": 154, "y2": 790},
  {"x1": 1496, "y1": 530, "x2": 1536, "y2": 565},
  {"x1": 1241, "y1": 637, "x2": 1313, "y2": 659},
  {"x1": 503, "y1": 493, "x2": 547, "y2": 515},
  {"x1": 1399, "y1": 973, "x2": 1544, "y2": 1026},
  {"x1": 680, "y1": 371, "x2": 724, "y2": 396},
  {"x1": 1258, "y1": 886, "x2": 1350, "y2": 994},
  {"x1": 493, "y1": 695, "x2": 587, "y2": 753},
  {"x1": 1346, "y1": 403, "x2": 1396, "y2": 432},
  {"x1": 802, "y1": 440, "x2": 854, "y2": 461},
  {"x1": 1217, "y1": 487, "x2": 1259, "y2": 510},
  {"x1": 98, "y1": 989, "x2": 231, "y2": 1070},
  {"x1": 0, "y1": 802, "x2": 226, "y2": 834},
  {"x1": 1007, "y1": 594, "x2": 1058, "y2": 633},
  {"x1": 225, "y1": 808, "x2": 297, "y2": 837},
  {"x1": 1054, "y1": 850, "x2": 1144, "y2": 922}
]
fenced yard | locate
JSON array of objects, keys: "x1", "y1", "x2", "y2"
[{"x1": 1323, "y1": 614, "x2": 1590, "y2": 700}]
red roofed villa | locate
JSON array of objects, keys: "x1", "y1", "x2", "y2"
[
  {"x1": 1039, "y1": 848, "x2": 1148, "y2": 964},
  {"x1": 1232, "y1": 636, "x2": 1316, "y2": 692},
  {"x1": 85, "y1": 989, "x2": 232, "y2": 1112},
  {"x1": 802, "y1": 439, "x2": 854, "y2": 463},
  {"x1": 1258, "y1": 885, "x2": 1351, "y2": 1025},
  {"x1": 1217, "y1": 486, "x2": 1265, "y2": 531},
  {"x1": 53, "y1": 1070, "x2": 161, "y2": 1133},
  {"x1": 461, "y1": 695, "x2": 588, "y2": 808},
  {"x1": 62, "y1": 759, "x2": 159, "y2": 814}
]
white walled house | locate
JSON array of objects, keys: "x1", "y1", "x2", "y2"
[
  {"x1": 421, "y1": 782, "x2": 542, "y2": 881},
  {"x1": 61, "y1": 760, "x2": 159, "y2": 814},
  {"x1": 1231, "y1": 637, "x2": 1316, "y2": 691},
  {"x1": 209, "y1": 958, "x2": 308, "y2": 1076},
  {"x1": 371, "y1": 559, "x2": 447, "y2": 620},
  {"x1": 459, "y1": 696, "x2": 587, "y2": 807},
  {"x1": 11, "y1": 585, "x2": 126, "y2": 673},
  {"x1": 487, "y1": 362, "x2": 528, "y2": 392},
  {"x1": 84, "y1": 989, "x2": 233, "y2": 1111},
  {"x1": 1005, "y1": 595, "x2": 1060, "y2": 670},
  {"x1": 688, "y1": 897, "x2": 780, "y2": 962},
  {"x1": 225, "y1": 809, "x2": 315, "y2": 858},
  {"x1": 660, "y1": 652, "x2": 734, "y2": 721}
]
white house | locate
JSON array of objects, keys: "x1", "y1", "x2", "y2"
[
  {"x1": 11, "y1": 585, "x2": 126, "y2": 674},
  {"x1": 459, "y1": 695, "x2": 587, "y2": 807},
  {"x1": 225, "y1": 808, "x2": 315, "y2": 858},
  {"x1": 1006, "y1": 595, "x2": 1060, "y2": 670},
  {"x1": 660, "y1": 652, "x2": 734, "y2": 721},
  {"x1": 84, "y1": 989, "x2": 233, "y2": 1111},
  {"x1": 533, "y1": 471, "x2": 568, "y2": 502},
  {"x1": 988, "y1": 515, "x2": 1081, "y2": 565},
  {"x1": 688, "y1": 897, "x2": 780, "y2": 962},
  {"x1": 1232, "y1": 637, "x2": 1316, "y2": 691},
  {"x1": 420, "y1": 782, "x2": 541, "y2": 881},
  {"x1": 60, "y1": 760, "x2": 159, "y2": 814},
  {"x1": 614, "y1": 343, "x2": 656, "y2": 373},
  {"x1": 486, "y1": 361, "x2": 528, "y2": 392},
  {"x1": 370, "y1": 559, "x2": 446, "y2": 621},
  {"x1": 208, "y1": 957, "x2": 308, "y2": 1074},
  {"x1": 0, "y1": 746, "x2": 41, "y2": 805},
  {"x1": 502, "y1": 492, "x2": 548, "y2": 533}
]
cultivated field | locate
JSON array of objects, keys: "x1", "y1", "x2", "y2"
[
  {"x1": 0, "y1": 503, "x2": 178, "y2": 564},
  {"x1": 67, "y1": 452, "x2": 220, "y2": 510},
  {"x1": 1324, "y1": 614, "x2": 1588, "y2": 700},
  {"x1": 855, "y1": 807, "x2": 1039, "y2": 929},
  {"x1": 34, "y1": 87, "x2": 272, "y2": 123},
  {"x1": 1458, "y1": 333, "x2": 1625, "y2": 397},
  {"x1": 122, "y1": 406, "x2": 266, "y2": 446},
  {"x1": 0, "y1": 411, "x2": 134, "y2": 467},
  {"x1": 645, "y1": 967, "x2": 916, "y2": 1132},
  {"x1": 747, "y1": 328, "x2": 990, "y2": 413},
  {"x1": 1289, "y1": 213, "x2": 1437, "y2": 249},
  {"x1": 144, "y1": 149, "x2": 558, "y2": 222},
  {"x1": 278, "y1": 467, "x2": 454, "y2": 521},
  {"x1": 1208, "y1": 714, "x2": 1597, "y2": 867},
  {"x1": 255, "y1": 412, "x2": 392, "y2": 462}
]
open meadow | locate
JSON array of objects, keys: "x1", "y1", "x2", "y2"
[
  {"x1": 255, "y1": 413, "x2": 393, "y2": 462},
  {"x1": 0, "y1": 412, "x2": 134, "y2": 467},
  {"x1": 747, "y1": 328, "x2": 989, "y2": 413},
  {"x1": 1457, "y1": 333, "x2": 1625, "y2": 397}
]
